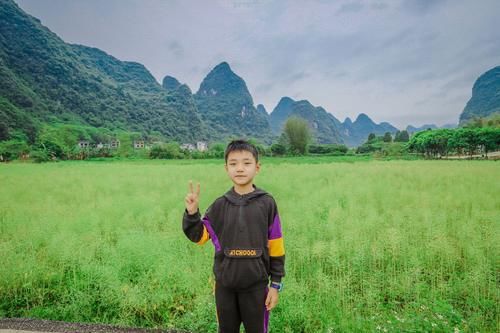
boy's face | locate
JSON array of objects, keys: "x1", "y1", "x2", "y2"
[{"x1": 224, "y1": 150, "x2": 260, "y2": 187}]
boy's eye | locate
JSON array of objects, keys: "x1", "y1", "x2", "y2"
[{"x1": 245, "y1": 163, "x2": 251, "y2": 165}]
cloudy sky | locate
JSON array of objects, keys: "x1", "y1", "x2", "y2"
[{"x1": 16, "y1": 0, "x2": 500, "y2": 128}]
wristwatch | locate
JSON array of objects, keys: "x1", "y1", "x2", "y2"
[{"x1": 270, "y1": 281, "x2": 283, "y2": 292}]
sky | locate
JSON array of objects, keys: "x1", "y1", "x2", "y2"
[{"x1": 15, "y1": 0, "x2": 500, "y2": 128}]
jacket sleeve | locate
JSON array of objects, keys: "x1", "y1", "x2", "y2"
[
  {"x1": 268, "y1": 198, "x2": 285, "y2": 282},
  {"x1": 182, "y1": 207, "x2": 211, "y2": 245}
]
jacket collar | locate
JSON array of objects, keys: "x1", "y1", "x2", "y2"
[{"x1": 224, "y1": 184, "x2": 268, "y2": 205}]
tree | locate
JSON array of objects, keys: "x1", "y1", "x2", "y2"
[
  {"x1": 367, "y1": 133, "x2": 376, "y2": 142},
  {"x1": 283, "y1": 117, "x2": 311, "y2": 155},
  {"x1": 277, "y1": 132, "x2": 289, "y2": 148},
  {"x1": 394, "y1": 130, "x2": 401, "y2": 142},
  {"x1": 0, "y1": 122, "x2": 8, "y2": 141},
  {"x1": 383, "y1": 132, "x2": 392, "y2": 142},
  {"x1": 395, "y1": 130, "x2": 409, "y2": 142},
  {"x1": 476, "y1": 127, "x2": 500, "y2": 157},
  {"x1": 399, "y1": 130, "x2": 409, "y2": 142},
  {"x1": 459, "y1": 128, "x2": 481, "y2": 157}
]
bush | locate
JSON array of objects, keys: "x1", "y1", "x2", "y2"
[
  {"x1": 308, "y1": 144, "x2": 348, "y2": 155},
  {"x1": 30, "y1": 149, "x2": 51, "y2": 163},
  {"x1": 270, "y1": 143, "x2": 286, "y2": 156},
  {"x1": 0, "y1": 139, "x2": 30, "y2": 161},
  {"x1": 356, "y1": 144, "x2": 379, "y2": 154},
  {"x1": 149, "y1": 142, "x2": 183, "y2": 159}
]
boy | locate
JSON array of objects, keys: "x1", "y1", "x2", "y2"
[{"x1": 182, "y1": 139, "x2": 285, "y2": 333}]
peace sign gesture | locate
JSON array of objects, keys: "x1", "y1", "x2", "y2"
[{"x1": 185, "y1": 180, "x2": 200, "y2": 215}]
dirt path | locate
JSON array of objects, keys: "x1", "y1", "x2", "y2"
[
  {"x1": 1, "y1": 330, "x2": 51, "y2": 333},
  {"x1": 0, "y1": 318, "x2": 185, "y2": 333},
  {"x1": 442, "y1": 150, "x2": 500, "y2": 159}
]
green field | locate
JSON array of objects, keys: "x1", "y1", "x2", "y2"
[{"x1": 0, "y1": 158, "x2": 498, "y2": 332}]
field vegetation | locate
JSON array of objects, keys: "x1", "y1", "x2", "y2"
[{"x1": 0, "y1": 159, "x2": 498, "y2": 332}]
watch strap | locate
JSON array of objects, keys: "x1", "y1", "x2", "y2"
[{"x1": 270, "y1": 281, "x2": 283, "y2": 292}]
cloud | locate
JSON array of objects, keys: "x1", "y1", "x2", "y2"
[
  {"x1": 166, "y1": 41, "x2": 184, "y2": 58},
  {"x1": 401, "y1": 0, "x2": 448, "y2": 14},
  {"x1": 336, "y1": 1, "x2": 364, "y2": 14},
  {"x1": 254, "y1": 82, "x2": 275, "y2": 94}
]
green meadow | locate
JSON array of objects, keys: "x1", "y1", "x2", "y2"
[{"x1": 0, "y1": 158, "x2": 498, "y2": 332}]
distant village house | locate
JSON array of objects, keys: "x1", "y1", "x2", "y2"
[
  {"x1": 110, "y1": 139, "x2": 120, "y2": 148},
  {"x1": 181, "y1": 143, "x2": 196, "y2": 151},
  {"x1": 78, "y1": 141, "x2": 90, "y2": 149},
  {"x1": 196, "y1": 141, "x2": 208, "y2": 151},
  {"x1": 77, "y1": 139, "x2": 120, "y2": 150},
  {"x1": 133, "y1": 140, "x2": 145, "y2": 149},
  {"x1": 181, "y1": 141, "x2": 208, "y2": 152}
]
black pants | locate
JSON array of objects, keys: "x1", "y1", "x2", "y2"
[{"x1": 215, "y1": 282, "x2": 270, "y2": 333}]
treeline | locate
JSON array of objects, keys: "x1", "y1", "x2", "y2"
[
  {"x1": 354, "y1": 116, "x2": 500, "y2": 158},
  {"x1": 150, "y1": 122, "x2": 500, "y2": 160},
  {"x1": 0, "y1": 122, "x2": 350, "y2": 162},
  {"x1": 355, "y1": 130, "x2": 410, "y2": 156},
  {"x1": 0, "y1": 116, "x2": 353, "y2": 162},
  {"x1": 407, "y1": 127, "x2": 500, "y2": 158},
  {"x1": 2, "y1": 116, "x2": 500, "y2": 162},
  {"x1": 149, "y1": 141, "x2": 350, "y2": 159},
  {"x1": 0, "y1": 123, "x2": 154, "y2": 162},
  {"x1": 405, "y1": 114, "x2": 500, "y2": 158}
]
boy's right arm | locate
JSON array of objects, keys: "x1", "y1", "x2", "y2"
[
  {"x1": 183, "y1": 208, "x2": 210, "y2": 244},
  {"x1": 183, "y1": 181, "x2": 210, "y2": 245}
]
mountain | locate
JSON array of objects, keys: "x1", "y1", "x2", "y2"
[
  {"x1": 406, "y1": 123, "x2": 457, "y2": 134},
  {"x1": 269, "y1": 97, "x2": 400, "y2": 147},
  {"x1": 341, "y1": 113, "x2": 398, "y2": 146},
  {"x1": 256, "y1": 104, "x2": 267, "y2": 116},
  {"x1": 0, "y1": 0, "x2": 205, "y2": 143},
  {"x1": 406, "y1": 124, "x2": 438, "y2": 134},
  {"x1": 0, "y1": 0, "x2": 426, "y2": 149},
  {"x1": 256, "y1": 104, "x2": 270, "y2": 125},
  {"x1": 269, "y1": 97, "x2": 343, "y2": 144},
  {"x1": 288, "y1": 100, "x2": 343, "y2": 144},
  {"x1": 460, "y1": 66, "x2": 500, "y2": 124},
  {"x1": 194, "y1": 62, "x2": 272, "y2": 142},
  {"x1": 269, "y1": 97, "x2": 296, "y2": 134},
  {"x1": 0, "y1": 0, "x2": 271, "y2": 145},
  {"x1": 162, "y1": 75, "x2": 181, "y2": 91}
]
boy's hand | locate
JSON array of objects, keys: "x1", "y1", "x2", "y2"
[
  {"x1": 265, "y1": 288, "x2": 279, "y2": 311},
  {"x1": 185, "y1": 180, "x2": 200, "y2": 215}
]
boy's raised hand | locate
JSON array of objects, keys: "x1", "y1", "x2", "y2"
[{"x1": 185, "y1": 180, "x2": 200, "y2": 215}]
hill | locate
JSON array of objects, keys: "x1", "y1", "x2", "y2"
[{"x1": 460, "y1": 66, "x2": 500, "y2": 124}]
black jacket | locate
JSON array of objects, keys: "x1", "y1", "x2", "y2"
[{"x1": 183, "y1": 184, "x2": 285, "y2": 291}]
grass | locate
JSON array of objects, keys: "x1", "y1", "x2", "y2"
[{"x1": 0, "y1": 158, "x2": 498, "y2": 332}]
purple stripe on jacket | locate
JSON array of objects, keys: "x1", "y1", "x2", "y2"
[
  {"x1": 268, "y1": 213, "x2": 283, "y2": 240},
  {"x1": 201, "y1": 216, "x2": 221, "y2": 252}
]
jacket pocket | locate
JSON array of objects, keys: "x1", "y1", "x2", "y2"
[{"x1": 218, "y1": 248, "x2": 267, "y2": 289}]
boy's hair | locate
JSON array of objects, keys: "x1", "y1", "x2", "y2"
[{"x1": 224, "y1": 139, "x2": 259, "y2": 163}]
